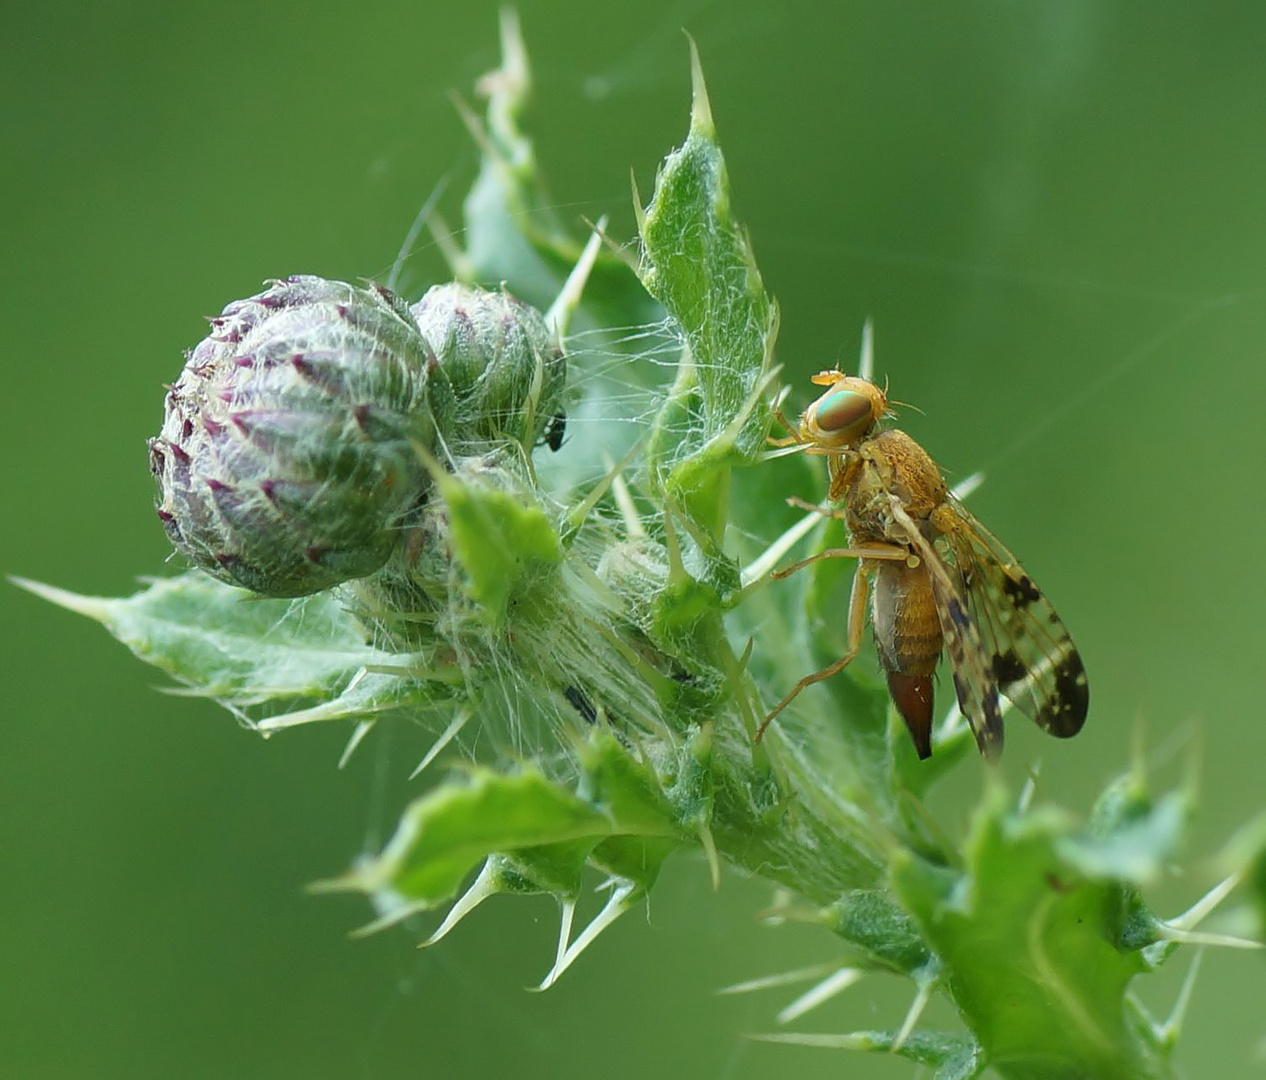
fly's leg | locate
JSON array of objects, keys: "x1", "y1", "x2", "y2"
[
  {"x1": 756, "y1": 560, "x2": 879, "y2": 742},
  {"x1": 786, "y1": 494, "x2": 842, "y2": 517},
  {"x1": 767, "y1": 402, "x2": 803, "y2": 447},
  {"x1": 772, "y1": 541, "x2": 910, "y2": 581},
  {"x1": 776, "y1": 491, "x2": 919, "y2": 577}
]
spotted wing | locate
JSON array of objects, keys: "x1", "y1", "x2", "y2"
[
  {"x1": 885, "y1": 496, "x2": 1004, "y2": 759},
  {"x1": 934, "y1": 498, "x2": 1088, "y2": 739}
]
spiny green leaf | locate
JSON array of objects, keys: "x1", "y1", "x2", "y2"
[
  {"x1": 345, "y1": 768, "x2": 611, "y2": 905},
  {"x1": 891, "y1": 784, "x2": 1175, "y2": 1080},
  {"x1": 458, "y1": 9, "x2": 573, "y2": 308},
  {"x1": 637, "y1": 39, "x2": 776, "y2": 537},
  {"x1": 825, "y1": 888, "x2": 936, "y2": 976},
  {"x1": 438, "y1": 466, "x2": 563, "y2": 627},
  {"x1": 458, "y1": 8, "x2": 657, "y2": 335},
  {"x1": 343, "y1": 733, "x2": 688, "y2": 910},
  {"x1": 13, "y1": 573, "x2": 430, "y2": 726}
]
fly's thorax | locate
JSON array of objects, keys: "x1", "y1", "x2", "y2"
[
  {"x1": 840, "y1": 429, "x2": 945, "y2": 546},
  {"x1": 863, "y1": 430, "x2": 947, "y2": 517},
  {"x1": 870, "y1": 560, "x2": 942, "y2": 677},
  {"x1": 845, "y1": 430, "x2": 946, "y2": 526}
]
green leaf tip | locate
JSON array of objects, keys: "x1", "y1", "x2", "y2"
[
  {"x1": 634, "y1": 45, "x2": 777, "y2": 550},
  {"x1": 489, "y1": 7, "x2": 528, "y2": 105},
  {"x1": 748, "y1": 1029, "x2": 984, "y2": 1080},
  {"x1": 35, "y1": 570, "x2": 438, "y2": 731},
  {"x1": 9, "y1": 575, "x2": 115, "y2": 623},
  {"x1": 630, "y1": 167, "x2": 646, "y2": 235},
  {"x1": 685, "y1": 33, "x2": 715, "y2": 138},
  {"x1": 330, "y1": 730, "x2": 702, "y2": 985},
  {"x1": 358, "y1": 767, "x2": 610, "y2": 904},
  {"x1": 348, "y1": 730, "x2": 691, "y2": 908}
]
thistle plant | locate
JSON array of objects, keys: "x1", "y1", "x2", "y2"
[
  {"x1": 17, "y1": 12, "x2": 1265, "y2": 1079},
  {"x1": 148, "y1": 276, "x2": 438, "y2": 597}
]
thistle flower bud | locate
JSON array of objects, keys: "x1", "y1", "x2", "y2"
[
  {"x1": 410, "y1": 283, "x2": 565, "y2": 449},
  {"x1": 149, "y1": 276, "x2": 437, "y2": 597}
]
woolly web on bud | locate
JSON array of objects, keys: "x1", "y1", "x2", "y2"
[{"x1": 328, "y1": 262, "x2": 688, "y2": 776}]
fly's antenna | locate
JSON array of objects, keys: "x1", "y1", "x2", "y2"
[{"x1": 888, "y1": 397, "x2": 925, "y2": 417}]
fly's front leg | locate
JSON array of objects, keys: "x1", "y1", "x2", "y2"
[
  {"x1": 827, "y1": 452, "x2": 861, "y2": 503},
  {"x1": 756, "y1": 560, "x2": 875, "y2": 742},
  {"x1": 767, "y1": 392, "x2": 804, "y2": 448}
]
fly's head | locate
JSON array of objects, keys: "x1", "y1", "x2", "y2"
[{"x1": 798, "y1": 370, "x2": 888, "y2": 451}]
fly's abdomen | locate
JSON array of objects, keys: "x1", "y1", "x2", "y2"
[
  {"x1": 872, "y1": 560, "x2": 943, "y2": 758},
  {"x1": 872, "y1": 561, "x2": 942, "y2": 675}
]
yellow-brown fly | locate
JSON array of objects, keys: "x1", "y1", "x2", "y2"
[{"x1": 755, "y1": 370, "x2": 1088, "y2": 760}]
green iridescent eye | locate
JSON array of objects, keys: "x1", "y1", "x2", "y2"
[{"x1": 814, "y1": 389, "x2": 872, "y2": 433}]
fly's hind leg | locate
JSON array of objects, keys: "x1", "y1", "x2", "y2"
[{"x1": 756, "y1": 562, "x2": 873, "y2": 742}]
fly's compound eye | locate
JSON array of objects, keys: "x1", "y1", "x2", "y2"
[{"x1": 810, "y1": 387, "x2": 876, "y2": 442}]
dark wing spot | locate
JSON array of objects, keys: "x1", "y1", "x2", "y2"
[
  {"x1": 977, "y1": 693, "x2": 1004, "y2": 759},
  {"x1": 1002, "y1": 573, "x2": 1042, "y2": 609},
  {"x1": 946, "y1": 597, "x2": 972, "y2": 630},
  {"x1": 990, "y1": 648, "x2": 1028, "y2": 687},
  {"x1": 1039, "y1": 652, "x2": 1089, "y2": 737}
]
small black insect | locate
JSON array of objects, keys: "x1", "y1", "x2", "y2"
[
  {"x1": 544, "y1": 411, "x2": 566, "y2": 452},
  {"x1": 563, "y1": 684, "x2": 597, "y2": 723}
]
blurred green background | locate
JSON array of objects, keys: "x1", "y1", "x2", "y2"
[{"x1": 4, "y1": 2, "x2": 1264, "y2": 1077}]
